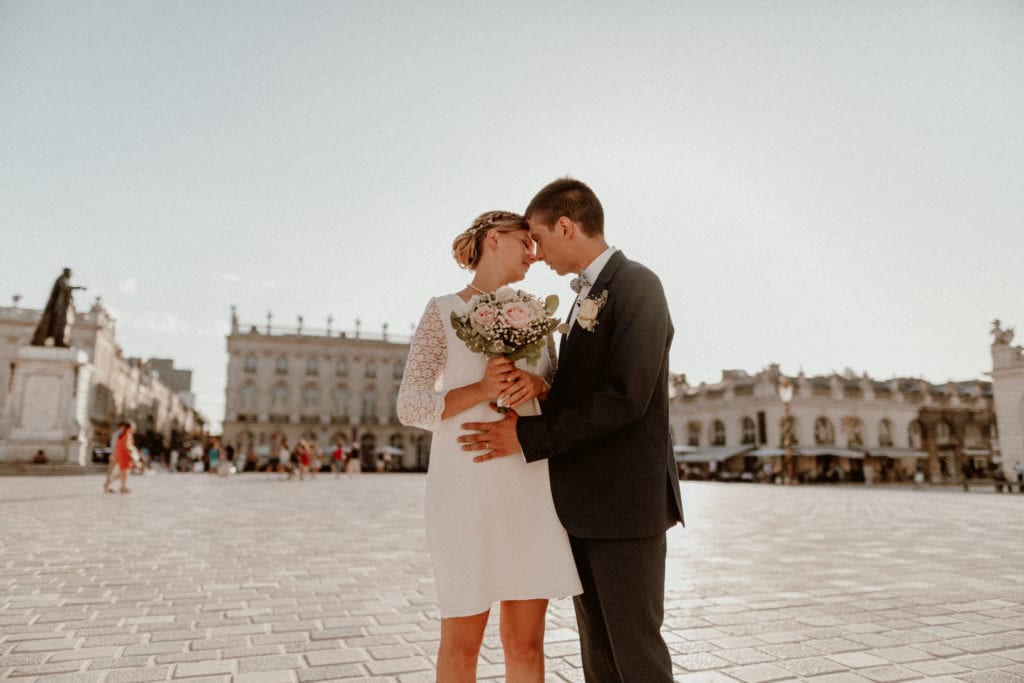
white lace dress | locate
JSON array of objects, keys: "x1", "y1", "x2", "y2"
[{"x1": 397, "y1": 293, "x2": 582, "y2": 618}]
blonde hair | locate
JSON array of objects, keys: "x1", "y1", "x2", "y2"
[{"x1": 452, "y1": 210, "x2": 528, "y2": 270}]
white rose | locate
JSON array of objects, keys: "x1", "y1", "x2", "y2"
[{"x1": 579, "y1": 299, "x2": 601, "y2": 319}]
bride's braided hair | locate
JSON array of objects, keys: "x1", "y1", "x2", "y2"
[{"x1": 452, "y1": 210, "x2": 528, "y2": 270}]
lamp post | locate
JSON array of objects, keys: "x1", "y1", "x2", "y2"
[{"x1": 779, "y1": 376, "x2": 796, "y2": 485}]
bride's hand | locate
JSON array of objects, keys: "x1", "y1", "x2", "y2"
[
  {"x1": 499, "y1": 369, "x2": 549, "y2": 409},
  {"x1": 478, "y1": 357, "x2": 515, "y2": 400}
]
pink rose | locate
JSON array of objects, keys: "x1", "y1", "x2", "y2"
[
  {"x1": 472, "y1": 305, "x2": 499, "y2": 329},
  {"x1": 502, "y1": 302, "x2": 532, "y2": 328}
]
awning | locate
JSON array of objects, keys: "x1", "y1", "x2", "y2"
[
  {"x1": 750, "y1": 446, "x2": 867, "y2": 459},
  {"x1": 962, "y1": 448, "x2": 993, "y2": 457},
  {"x1": 750, "y1": 447, "x2": 786, "y2": 457},
  {"x1": 672, "y1": 444, "x2": 697, "y2": 455},
  {"x1": 678, "y1": 446, "x2": 755, "y2": 463},
  {"x1": 796, "y1": 446, "x2": 867, "y2": 459},
  {"x1": 869, "y1": 448, "x2": 928, "y2": 460}
]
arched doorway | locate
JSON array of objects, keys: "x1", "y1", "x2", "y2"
[{"x1": 360, "y1": 433, "x2": 377, "y2": 471}]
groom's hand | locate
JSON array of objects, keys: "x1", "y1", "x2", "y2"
[{"x1": 459, "y1": 406, "x2": 520, "y2": 462}]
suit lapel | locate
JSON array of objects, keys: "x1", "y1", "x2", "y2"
[{"x1": 559, "y1": 250, "x2": 626, "y2": 363}]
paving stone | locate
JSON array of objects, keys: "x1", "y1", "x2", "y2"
[
  {"x1": 304, "y1": 648, "x2": 370, "y2": 666},
  {"x1": 104, "y1": 666, "x2": 172, "y2": 682},
  {"x1": 856, "y1": 665, "x2": 923, "y2": 682},
  {"x1": 364, "y1": 655, "x2": 433, "y2": 675},
  {"x1": 723, "y1": 663, "x2": 797, "y2": 682},
  {"x1": 953, "y1": 654, "x2": 1017, "y2": 671},
  {"x1": 173, "y1": 659, "x2": 236, "y2": 677},
  {"x1": 9, "y1": 662, "x2": 85, "y2": 677},
  {"x1": 957, "y1": 673, "x2": 1024, "y2": 683},
  {"x1": 32, "y1": 673, "x2": 107, "y2": 683},
  {"x1": 234, "y1": 672, "x2": 296, "y2": 683},
  {"x1": 123, "y1": 642, "x2": 188, "y2": 656},
  {"x1": 86, "y1": 656, "x2": 152, "y2": 670},
  {"x1": 776, "y1": 657, "x2": 847, "y2": 677},
  {"x1": 48, "y1": 646, "x2": 124, "y2": 662},
  {"x1": 828, "y1": 652, "x2": 892, "y2": 669},
  {"x1": 236, "y1": 655, "x2": 301, "y2": 673},
  {"x1": 868, "y1": 646, "x2": 932, "y2": 664},
  {"x1": 296, "y1": 664, "x2": 366, "y2": 681}
]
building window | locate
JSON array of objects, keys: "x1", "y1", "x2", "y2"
[
  {"x1": 741, "y1": 417, "x2": 756, "y2": 445},
  {"x1": 963, "y1": 423, "x2": 984, "y2": 449},
  {"x1": 362, "y1": 389, "x2": 377, "y2": 421},
  {"x1": 333, "y1": 386, "x2": 349, "y2": 417},
  {"x1": 271, "y1": 383, "x2": 289, "y2": 410},
  {"x1": 302, "y1": 385, "x2": 319, "y2": 411},
  {"x1": 244, "y1": 354, "x2": 257, "y2": 373},
  {"x1": 814, "y1": 417, "x2": 834, "y2": 445},
  {"x1": 711, "y1": 419, "x2": 726, "y2": 446},
  {"x1": 336, "y1": 358, "x2": 348, "y2": 376},
  {"x1": 365, "y1": 361, "x2": 377, "y2": 379},
  {"x1": 392, "y1": 361, "x2": 404, "y2": 380},
  {"x1": 240, "y1": 384, "x2": 257, "y2": 412},
  {"x1": 275, "y1": 356, "x2": 288, "y2": 375},
  {"x1": 687, "y1": 422, "x2": 701, "y2": 447},
  {"x1": 306, "y1": 358, "x2": 319, "y2": 376},
  {"x1": 908, "y1": 420, "x2": 923, "y2": 449},
  {"x1": 842, "y1": 416, "x2": 863, "y2": 447},
  {"x1": 934, "y1": 420, "x2": 952, "y2": 446},
  {"x1": 878, "y1": 419, "x2": 893, "y2": 447}
]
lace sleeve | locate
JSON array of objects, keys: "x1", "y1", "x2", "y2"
[{"x1": 397, "y1": 298, "x2": 447, "y2": 431}]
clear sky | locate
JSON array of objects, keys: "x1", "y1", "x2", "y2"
[{"x1": 3, "y1": 1, "x2": 1022, "y2": 432}]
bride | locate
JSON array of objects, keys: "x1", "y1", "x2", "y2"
[{"x1": 397, "y1": 210, "x2": 581, "y2": 682}]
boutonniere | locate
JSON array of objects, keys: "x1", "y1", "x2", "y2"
[{"x1": 576, "y1": 289, "x2": 609, "y2": 332}]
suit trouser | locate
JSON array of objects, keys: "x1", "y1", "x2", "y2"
[{"x1": 570, "y1": 533, "x2": 674, "y2": 682}]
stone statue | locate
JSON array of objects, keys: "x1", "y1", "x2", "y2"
[
  {"x1": 991, "y1": 319, "x2": 1015, "y2": 346},
  {"x1": 31, "y1": 268, "x2": 86, "y2": 348}
]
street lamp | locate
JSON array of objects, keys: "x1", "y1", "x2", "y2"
[{"x1": 778, "y1": 376, "x2": 796, "y2": 485}]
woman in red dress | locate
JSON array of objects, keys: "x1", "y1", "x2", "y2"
[
  {"x1": 112, "y1": 422, "x2": 135, "y2": 494},
  {"x1": 297, "y1": 440, "x2": 311, "y2": 480}
]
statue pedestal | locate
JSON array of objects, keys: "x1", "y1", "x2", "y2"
[{"x1": 0, "y1": 346, "x2": 93, "y2": 464}]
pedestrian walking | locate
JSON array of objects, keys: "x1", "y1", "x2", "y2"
[
  {"x1": 297, "y1": 440, "x2": 311, "y2": 480},
  {"x1": 208, "y1": 440, "x2": 220, "y2": 475},
  {"x1": 223, "y1": 444, "x2": 235, "y2": 476},
  {"x1": 108, "y1": 423, "x2": 135, "y2": 494},
  {"x1": 277, "y1": 439, "x2": 291, "y2": 479},
  {"x1": 345, "y1": 448, "x2": 361, "y2": 474},
  {"x1": 189, "y1": 441, "x2": 204, "y2": 472},
  {"x1": 103, "y1": 422, "x2": 127, "y2": 493},
  {"x1": 331, "y1": 442, "x2": 345, "y2": 477}
]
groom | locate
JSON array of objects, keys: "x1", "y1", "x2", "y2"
[{"x1": 461, "y1": 177, "x2": 684, "y2": 681}]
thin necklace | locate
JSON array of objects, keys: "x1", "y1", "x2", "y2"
[{"x1": 467, "y1": 283, "x2": 489, "y2": 295}]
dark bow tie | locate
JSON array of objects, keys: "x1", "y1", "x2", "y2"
[{"x1": 570, "y1": 272, "x2": 592, "y2": 294}]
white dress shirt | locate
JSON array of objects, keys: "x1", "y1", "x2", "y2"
[{"x1": 568, "y1": 246, "x2": 617, "y2": 328}]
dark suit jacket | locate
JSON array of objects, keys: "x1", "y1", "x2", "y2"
[{"x1": 517, "y1": 251, "x2": 684, "y2": 539}]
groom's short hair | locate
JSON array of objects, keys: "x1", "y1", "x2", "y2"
[{"x1": 526, "y1": 177, "x2": 604, "y2": 237}]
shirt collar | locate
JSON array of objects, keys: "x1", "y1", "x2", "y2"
[{"x1": 579, "y1": 246, "x2": 617, "y2": 289}]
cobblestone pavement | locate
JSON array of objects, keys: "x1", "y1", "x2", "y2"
[{"x1": 1, "y1": 473, "x2": 1023, "y2": 682}]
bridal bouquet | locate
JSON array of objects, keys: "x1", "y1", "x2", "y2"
[{"x1": 450, "y1": 287, "x2": 561, "y2": 368}]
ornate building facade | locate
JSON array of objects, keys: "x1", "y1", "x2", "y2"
[
  {"x1": 0, "y1": 300, "x2": 205, "y2": 461},
  {"x1": 990, "y1": 319, "x2": 1023, "y2": 481},
  {"x1": 670, "y1": 364, "x2": 996, "y2": 484},
  {"x1": 222, "y1": 309, "x2": 430, "y2": 470}
]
